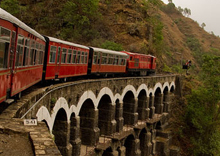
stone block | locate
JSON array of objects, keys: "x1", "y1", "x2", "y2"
[{"x1": 123, "y1": 112, "x2": 138, "y2": 125}]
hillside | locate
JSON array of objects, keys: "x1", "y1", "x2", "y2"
[{"x1": 2, "y1": 0, "x2": 220, "y2": 74}]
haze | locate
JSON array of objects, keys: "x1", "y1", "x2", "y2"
[{"x1": 162, "y1": 0, "x2": 220, "y2": 36}]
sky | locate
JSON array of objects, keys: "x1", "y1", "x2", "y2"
[{"x1": 161, "y1": 0, "x2": 220, "y2": 36}]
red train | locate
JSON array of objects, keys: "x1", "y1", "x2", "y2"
[{"x1": 0, "y1": 8, "x2": 156, "y2": 104}]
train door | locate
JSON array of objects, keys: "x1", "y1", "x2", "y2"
[
  {"x1": 0, "y1": 26, "x2": 11, "y2": 102},
  {"x1": 55, "y1": 46, "x2": 61, "y2": 78},
  {"x1": 9, "y1": 31, "x2": 17, "y2": 97},
  {"x1": 96, "y1": 52, "x2": 101, "y2": 72}
]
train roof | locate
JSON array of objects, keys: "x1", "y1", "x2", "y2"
[
  {"x1": 121, "y1": 51, "x2": 156, "y2": 58},
  {"x1": 0, "y1": 8, "x2": 45, "y2": 41},
  {"x1": 48, "y1": 36, "x2": 89, "y2": 50},
  {"x1": 91, "y1": 47, "x2": 128, "y2": 57}
]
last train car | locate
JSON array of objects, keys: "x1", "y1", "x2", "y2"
[
  {"x1": 0, "y1": 8, "x2": 46, "y2": 103},
  {"x1": 43, "y1": 36, "x2": 90, "y2": 81},
  {"x1": 121, "y1": 51, "x2": 156, "y2": 76}
]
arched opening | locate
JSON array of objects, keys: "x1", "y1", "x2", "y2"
[
  {"x1": 139, "y1": 128, "x2": 152, "y2": 156},
  {"x1": 163, "y1": 87, "x2": 169, "y2": 112},
  {"x1": 123, "y1": 91, "x2": 137, "y2": 125},
  {"x1": 138, "y1": 90, "x2": 148, "y2": 120},
  {"x1": 70, "y1": 113, "x2": 81, "y2": 156},
  {"x1": 79, "y1": 99, "x2": 99, "y2": 146},
  {"x1": 115, "y1": 99, "x2": 124, "y2": 132},
  {"x1": 124, "y1": 135, "x2": 140, "y2": 156},
  {"x1": 98, "y1": 94, "x2": 116, "y2": 135},
  {"x1": 52, "y1": 108, "x2": 70, "y2": 156},
  {"x1": 154, "y1": 88, "x2": 163, "y2": 114}
]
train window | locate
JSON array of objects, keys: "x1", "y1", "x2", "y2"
[
  {"x1": 49, "y1": 46, "x2": 57, "y2": 63},
  {"x1": 0, "y1": 42, "x2": 9, "y2": 69},
  {"x1": 109, "y1": 54, "x2": 114, "y2": 64},
  {"x1": 93, "y1": 52, "x2": 97, "y2": 64},
  {"x1": 30, "y1": 40, "x2": 35, "y2": 65},
  {"x1": 57, "y1": 47, "x2": 61, "y2": 63},
  {"x1": 85, "y1": 53, "x2": 88, "y2": 64},
  {"x1": 34, "y1": 43, "x2": 39, "y2": 65},
  {"x1": 72, "y1": 50, "x2": 77, "y2": 64},
  {"x1": 67, "y1": 49, "x2": 72, "y2": 64},
  {"x1": 0, "y1": 27, "x2": 10, "y2": 42},
  {"x1": 130, "y1": 56, "x2": 133, "y2": 61},
  {"x1": 114, "y1": 55, "x2": 118, "y2": 65},
  {"x1": 16, "y1": 35, "x2": 24, "y2": 67},
  {"x1": 81, "y1": 52, "x2": 84, "y2": 64},
  {"x1": 61, "y1": 48, "x2": 67, "y2": 63},
  {"x1": 76, "y1": 51, "x2": 81, "y2": 64},
  {"x1": 102, "y1": 53, "x2": 107, "y2": 64},
  {"x1": 118, "y1": 56, "x2": 122, "y2": 65},
  {"x1": 23, "y1": 39, "x2": 30, "y2": 66}
]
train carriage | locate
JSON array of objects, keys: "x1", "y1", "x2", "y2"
[
  {"x1": 43, "y1": 37, "x2": 90, "y2": 81},
  {"x1": 0, "y1": 8, "x2": 46, "y2": 103},
  {"x1": 121, "y1": 51, "x2": 156, "y2": 76},
  {"x1": 88, "y1": 47, "x2": 128, "y2": 76}
]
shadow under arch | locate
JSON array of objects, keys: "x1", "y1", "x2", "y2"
[
  {"x1": 98, "y1": 94, "x2": 116, "y2": 136},
  {"x1": 53, "y1": 108, "x2": 70, "y2": 156},
  {"x1": 79, "y1": 99, "x2": 99, "y2": 146}
]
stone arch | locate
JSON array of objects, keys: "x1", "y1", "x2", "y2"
[
  {"x1": 76, "y1": 90, "x2": 97, "y2": 115},
  {"x1": 162, "y1": 82, "x2": 170, "y2": 92},
  {"x1": 136, "y1": 84, "x2": 148, "y2": 96},
  {"x1": 123, "y1": 91, "x2": 137, "y2": 125},
  {"x1": 121, "y1": 85, "x2": 137, "y2": 99},
  {"x1": 96, "y1": 87, "x2": 114, "y2": 107},
  {"x1": 36, "y1": 97, "x2": 70, "y2": 132},
  {"x1": 139, "y1": 128, "x2": 152, "y2": 156},
  {"x1": 124, "y1": 134, "x2": 140, "y2": 156},
  {"x1": 114, "y1": 93, "x2": 122, "y2": 103},
  {"x1": 169, "y1": 81, "x2": 175, "y2": 92},
  {"x1": 163, "y1": 86, "x2": 169, "y2": 113},
  {"x1": 79, "y1": 99, "x2": 99, "y2": 146},
  {"x1": 153, "y1": 82, "x2": 163, "y2": 94},
  {"x1": 98, "y1": 94, "x2": 116, "y2": 135},
  {"x1": 53, "y1": 108, "x2": 71, "y2": 156},
  {"x1": 154, "y1": 87, "x2": 163, "y2": 114},
  {"x1": 36, "y1": 106, "x2": 53, "y2": 132}
]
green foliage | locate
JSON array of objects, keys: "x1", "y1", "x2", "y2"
[
  {"x1": 162, "y1": 64, "x2": 172, "y2": 73},
  {"x1": 101, "y1": 41, "x2": 123, "y2": 51},
  {"x1": 161, "y1": 2, "x2": 177, "y2": 14},
  {"x1": 186, "y1": 37, "x2": 205, "y2": 66},
  {"x1": 184, "y1": 54, "x2": 220, "y2": 155},
  {"x1": 0, "y1": 0, "x2": 20, "y2": 15},
  {"x1": 58, "y1": 0, "x2": 100, "y2": 41}
]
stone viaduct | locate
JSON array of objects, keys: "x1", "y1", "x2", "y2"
[{"x1": 4, "y1": 75, "x2": 179, "y2": 156}]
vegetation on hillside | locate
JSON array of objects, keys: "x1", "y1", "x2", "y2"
[
  {"x1": 182, "y1": 55, "x2": 220, "y2": 155},
  {"x1": 1, "y1": 0, "x2": 220, "y2": 155}
]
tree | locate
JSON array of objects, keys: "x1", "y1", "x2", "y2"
[
  {"x1": 201, "y1": 23, "x2": 206, "y2": 29},
  {"x1": 58, "y1": 0, "x2": 100, "y2": 40},
  {"x1": 0, "y1": 0, "x2": 20, "y2": 16},
  {"x1": 177, "y1": 6, "x2": 183, "y2": 14},
  {"x1": 184, "y1": 54, "x2": 220, "y2": 155},
  {"x1": 183, "y1": 8, "x2": 191, "y2": 17}
]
